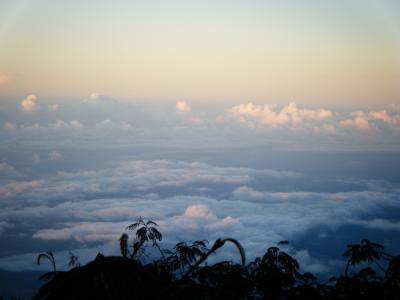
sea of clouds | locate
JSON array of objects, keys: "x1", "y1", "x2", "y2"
[{"x1": 1, "y1": 94, "x2": 400, "y2": 277}]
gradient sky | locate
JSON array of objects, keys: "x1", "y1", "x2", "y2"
[{"x1": 0, "y1": 0, "x2": 399, "y2": 106}]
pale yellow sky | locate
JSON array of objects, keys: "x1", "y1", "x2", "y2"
[{"x1": 0, "y1": 0, "x2": 399, "y2": 107}]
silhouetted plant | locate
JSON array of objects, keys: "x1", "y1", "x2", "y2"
[
  {"x1": 37, "y1": 251, "x2": 59, "y2": 281},
  {"x1": 34, "y1": 221, "x2": 400, "y2": 300},
  {"x1": 163, "y1": 240, "x2": 209, "y2": 272},
  {"x1": 119, "y1": 233, "x2": 129, "y2": 258},
  {"x1": 181, "y1": 238, "x2": 246, "y2": 280},
  {"x1": 127, "y1": 217, "x2": 164, "y2": 259},
  {"x1": 68, "y1": 251, "x2": 80, "y2": 268},
  {"x1": 250, "y1": 242, "x2": 301, "y2": 299},
  {"x1": 37, "y1": 251, "x2": 57, "y2": 272},
  {"x1": 344, "y1": 239, "x2": 385, "y2": 276}
]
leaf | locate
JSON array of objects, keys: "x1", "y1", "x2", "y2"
[
  {"x1": 146, "y1": 220, "x2": 158, "y2": 226},
  {"x1": 37, "y1": 253, "x2": 50, "y2": 266},
  {"x1": 278, "y1": 240, "x2": 289, "y2": 246}
]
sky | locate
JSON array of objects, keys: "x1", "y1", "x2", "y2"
[
  {"x1": 1, "y1": 1, "x2": 400, "y2": 298},
  {"x1": 0, "y1": 0, "x2": 400, "y2": 106}
]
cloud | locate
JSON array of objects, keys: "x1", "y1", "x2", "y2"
[
  {"x1": 228, "y1": 102, "x2": 332, "y2": 127},
  {"x1": 33, "y1": 221, "x2": 127, "y2": 243},
  {"x1": 3, "y1": 122, "x2": 16, "y2": 130},
  {"x1": 0, "y1": 161, "x2": 18, "y2": 177},
  {"x1": 0, "y1": 221, "x2": 12, "y2": 236},
  {"x1": 49, "y1": 151, "x2": 62, "y2": 161},
  {"x1": 0, "y1": 180, "x2": 41, "y2": 197},
  {"x1": 313, "y1": 124, "x2": 336, "y2": 135},
  {"x1": 49, "y1": 119, "x2": 67, "y2": 128},
  {"x1": 349, "y1": 218, "x2": 400, "y2": 231},
  {"x1": 48, "y1": 119, "x2": 82, "y2": 129},
  {"x1": 295, "y1": 249, "x2": 333, "y2": 274},
  {"x1": 2, "y1": 96, "x2": 400, "y2": 272},
  {"x1": 20, "y1": 95, "x2": 38, "y2": 112},
  {"x1": 340, "y1": 111, "x2": 370, "y2": 129},
  {"x1": 96, "y1": 119, "x2": 113, "y2": 127},
  {"x1": 0, "y1": 155, "x2": 399, "y2": 272},
  {"x1": 369, "y1": 110, "x2": 400, "y2": 125},
  {"x1": 84, "y1": 93, "x2": 117, "y2": 104},
  {"x1": 176, "y1": 101, "x2": 191, "y2": 113},
  {"x1": 70, "y1": 120, "x2": 82, "y2": 128},
  {"x1": 184, "y1": 204, "x2": 217, "y2": 220},
  {"x1": 48, "y1": 104, "x2": 59, "y2": 111}
]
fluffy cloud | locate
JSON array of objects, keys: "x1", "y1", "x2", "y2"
[
  {"x1": 369, "y1": 110, "x2": 400, "y2": 125},
  {"x1": 176, "y1": 101, "x2": 191, "y2": 113},
  {"x1": 339, "y1": 109, "x2": 400, "y2": 130},
  {"x1": 228, "y1": 102, "x2": 332, "y2": 127},
  {"x1": 20, "y1": 95, "x2": 38, "y2": 112},
  {"x1": 339, "y1": 111, "x2": 370, "y2": 129},
  {"x1": 184, "y1": 204, "x2": 217, "y2": 220}
]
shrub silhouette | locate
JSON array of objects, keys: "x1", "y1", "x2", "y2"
[{"x1": 32, "y1": 219, "x2": 400, "y2": 300}]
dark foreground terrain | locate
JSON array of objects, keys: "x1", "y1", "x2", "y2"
[{"x1": 3, "y1": 219, "x2": 400, "y2": 300}]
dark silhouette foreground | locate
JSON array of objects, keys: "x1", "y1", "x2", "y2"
[{"x1": 30, "y1": 220, "x2": 400, "y2": 300}]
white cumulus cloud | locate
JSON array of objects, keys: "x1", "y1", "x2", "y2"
[
  {"x1": 228, "y1": 102, "x2": 332, "y2": 127},
  {"x1": 369, "y1": 110, "x2": 400, "y2": 125},
  {"x1": 20, "y1": 95, "x2": 38, "y2": 112},
  {"x1": 176, "y1": 101, "x2": 191, "y2": 113},
  {"x1": 340, "y1": 111, "x2": 370, "y2": 129}
]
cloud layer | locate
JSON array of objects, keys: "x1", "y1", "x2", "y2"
[
  {"x1": 1, "y1": 95, "x2": 400, "y2": 275},
  {"x1": 0, "y1": 156, "x2": 399, "y2": 274}
]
